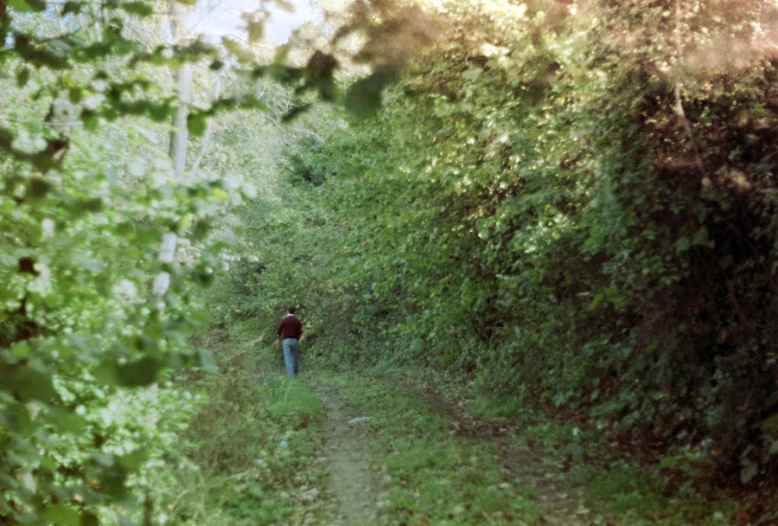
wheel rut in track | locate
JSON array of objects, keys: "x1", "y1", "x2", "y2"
[{"x1": 314, "y1": 384, "x2": 382, "y2": 526}]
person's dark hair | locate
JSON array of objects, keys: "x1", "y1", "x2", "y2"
[{"x1": 288, "y1": 306, "x2": 296, "y2": 314}]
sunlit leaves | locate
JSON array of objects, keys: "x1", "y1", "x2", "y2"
[{"x1": 0, "y1": 1, "x2": 233, "y2": 513}]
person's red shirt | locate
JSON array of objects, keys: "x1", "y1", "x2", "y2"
[{"x1": 277, "y1": 315, "x2": 303, "y2": 340}]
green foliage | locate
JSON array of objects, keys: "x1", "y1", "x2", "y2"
[
  {"x1": 155, "y1": 340, "x2": 330, "y2": 525},
  {"x1": 0, "y1": 0, "x2": 362, "y2": 521},
  {"x1": 0, "y1": 68, "x2": 223, "y2": 526},
  {"x1": 268, "y1": 0, "x2": 778, "y2": 487}
]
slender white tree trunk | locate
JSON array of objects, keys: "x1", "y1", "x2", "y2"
[
  {"x1": 155, "y1": 0, "x2": 193, "y2": 307},
  {"x1": 190, "y1": 72, "x2": 223, "y2": 175},
  {"x1": 170, "y1": 66, "x2": 193, "y2": 176},
  {"x1": 168, "y1": 0, "x2": 193, "y2": 178}
]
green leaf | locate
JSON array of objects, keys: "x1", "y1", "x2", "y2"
[
  {"x1": 12, "y1": 342, "x2": 30, "y2": 359},
  {"x1": 16, "y1": 67, "x2": 31, "y2": 88},
  {"x1": 187, "y1": 112, "x2": 207, "y2": 136},
  {"x1": 8, "y1": 0, "x2": 46, "y2": 12},
  {"x1": 58, "y1": 412, "x2": 87, "y2": 434},
  {"x1": 81, "y1": 512, "x2": 99, "y2": 526},
  {"x1": 61, "y1": 1, "x2": 82, "y2": 15},
  {"x1": 691, "y1": 226, "x2": 709, "y2": 246},
  {"x1": 274, "y1": 0, "x2": 294, "y2": 12},
  {"x1": 25, "y1": 178, "x2": 53, "y2": 201},
  {"x1": 246, "y1": 18, "x2": 264, "y2": 43},
  {"x1": 191, "y1": 218, "x2": 212, "y2": 240},
  {"x1": 68, "y1": 87, "x2": 83, "y2": 104},
  {"x1": 120, "y1": 1, "x2": 154, "y2": 16},
  {"x1": 211, "y1": 188, "x2": 229, "y2": 201},
  {"x1": 148, "y1": 102, "x2": 173, "y2": 122},
  {"x1": 462, "y1": 66, "x2": 482, "y2": 82},
  {"x1": 1, "y1": 364, "x2": 57, "y2": 402},
  {"x1": 118, "y1": 448, "x2": 148, "y2": 470},
  {"x1": 761, "y1": 414, "x2": 778, "y2": 431},
  {"x1": 345, "y1": 67, "x2": 399, "y2": 119},
  {"x1": 72, "y1": 254, "x2": 104, "y2": 273},
  {"x1": 81, "y1": 109, "x2": 99, "y2": 131},
  {"x1": 740, "y1": 461, "x2": 758, "y2": 484},
  {"x1": 40, "y1": 456, "x2": 58, "y2": 470},
  {"x1": 590, "y1": 293, "x2": 604, "y2": 309},
  {"x1": 675, "y1": 237, "x2": 690, "y2": 253},
  {"x1": 93, "y1": 362, "x2": 118, "y2": 386},
  {"x1": 345, "y1": 80, "x2": 382, "y2": 120},
  {"x1": 191, "y1": 267, "x2": 214, "y2": 286},
  {"x1": 97, "y1": 468, "x2": 129, "y2": 499},
  {"x1": 41, "y1": 505, "x2": 80, "y2": 526},
  {"x1": 197, "y1": 347, "x2": 218, "y2": 372},
  {"x1": 659, "y1": 456, "x2": 678, "y2": 469},
  {"x1": 116, "y1": 357, "x2": 162, "y2": 387},
  {"x1": 92, "y1": 452, "x2": 115, "y2": 467}
]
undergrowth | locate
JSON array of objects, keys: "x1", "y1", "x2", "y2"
[
  {"x1": 155, "y1": 334, "x2": 739, "y2": 525},
  {"x1": 156, "y1": 337, "x2": 332, "y2": 525},
  {"x1": 397, "y1": 367, "x2": 737, "y2": 525}
]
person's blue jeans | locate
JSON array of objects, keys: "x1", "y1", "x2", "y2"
[{"x1": 282, "y1": 338, "x2": 299, "y2": 376}]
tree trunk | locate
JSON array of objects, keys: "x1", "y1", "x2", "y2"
[
  {"x1": 190, "y1": 72, "x2": 223, "y2": 175},
  {"x1": 155, "y1": 0, "x2": 193, "y2": 307},
  {"x1": 168, "y1": 0, "x2": 193, "y2": 178},
  {"x1": 169, "y1": 65, "x2": 193, "y2": 176}
]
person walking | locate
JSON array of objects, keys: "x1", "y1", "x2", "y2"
[{"x1": 276, "y1": 306, "x2": 303, "y2": 377}]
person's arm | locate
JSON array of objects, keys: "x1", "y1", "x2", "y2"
[{"x1": 276, "y1": 318, "x2": 284, "y2": 345}]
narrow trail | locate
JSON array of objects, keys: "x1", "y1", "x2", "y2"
[
  {"x1": 313, "y1": 384, "x2": 382, "y2": 526},
  {"x1": 401, "y1": 380, "x2": 596, "y2": 526},
  {"x1": 310, "y1": 373, "x2": 607, "y2": 525}
]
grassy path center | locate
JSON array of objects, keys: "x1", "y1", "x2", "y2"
[{"x1": 314, "y1": 382, "x2": 382, "y2": 525}]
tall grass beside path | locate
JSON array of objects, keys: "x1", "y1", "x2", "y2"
[{"x1": 155, "y1": 339, "x2": 333, "y2": 525}]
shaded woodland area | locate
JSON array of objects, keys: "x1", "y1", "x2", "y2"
[{"x1": 2, "y1": 0, "x2": 778, "y2": 523}]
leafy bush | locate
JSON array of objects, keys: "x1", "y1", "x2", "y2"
[{"x1": 274, "y1": 0, "x2": 778, "y2": 483}]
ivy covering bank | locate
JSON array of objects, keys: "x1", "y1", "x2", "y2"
[{"x1": 229, "y1": 0, "x2": 778, "y2": 487}]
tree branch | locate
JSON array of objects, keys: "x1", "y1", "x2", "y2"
[{"x1": 190, "y1": 71, "x2": 223, "y2": 175}]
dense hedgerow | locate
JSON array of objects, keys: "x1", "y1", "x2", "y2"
[{"x1": 273, "y1": 0, "x2": 778, "y2": 482}]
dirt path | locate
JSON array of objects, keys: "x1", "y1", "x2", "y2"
[
  {"x1": 402, "y1": 380, "x2": 596, "y2": 526},
  {"x1": 314, "y1": 384, "x2": 382, "y2": 526},
  {"x1": 311, "y1": 375, "x2": 602, "y2": 525}
]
